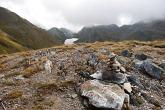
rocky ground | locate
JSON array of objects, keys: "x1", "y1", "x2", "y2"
[{"x1": 0, "y1": 40, "x2": 165, "y2": 110}]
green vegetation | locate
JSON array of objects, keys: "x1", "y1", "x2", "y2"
[
  {"x1": 0, "y1": 7, "x2": 61, "y2": 54},
  {"x1": 0, "y1": 30, "x2": 27, "y2": 54}
]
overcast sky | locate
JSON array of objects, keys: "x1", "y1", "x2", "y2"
[{"x1": 0, "y1": 0, "x2": 165, "y2": 32}]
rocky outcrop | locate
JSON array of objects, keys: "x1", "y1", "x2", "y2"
[
  {"x1": 134, "y1": 59, "x2": 165, "y2": 80},
  {"x1": 80, "y1": 80, "x2": 128, "y2": 110}
]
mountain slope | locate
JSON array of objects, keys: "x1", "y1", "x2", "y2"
[
  {"x1": 0, "y1": 29, "x2": 27, "y2": 54},
  {"x1": 48, "y1": 27, "x2": 67, "y2": 43},
  {"x1": 76, "y1": 20, "x2": 165, "y2": 42},
  {"x1": 59, "y1": 28, "x2": 74, "y2": 38},
  {"x1": 48, "y1": 27, "x2": 74, "y2": 43},
  {"x1": 0, "y1": 7, "x2": 60, "y2": 50}
]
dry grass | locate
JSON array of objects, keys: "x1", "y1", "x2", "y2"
[
  {"x1": 4, "y1": 72, "x2": 21, "y2": 78},
  {"x1": 37, "y1": 83, "x2": 58, "y2": 91},
  {"x1": 22, "y1": 64, "x2": 43, "y2": 78},
  {"x1": 2, "y1": 90, "x2": 23, "y2": 101}
]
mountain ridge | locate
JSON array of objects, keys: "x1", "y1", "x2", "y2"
[{"x1": 76, "y1": 20, "x2": 165, "y2": 42}]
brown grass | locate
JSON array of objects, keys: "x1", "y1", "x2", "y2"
[
  {"x1": 22, "y1": 64, "x2": 43, "y2": 78},
  {"x1": 2, "y1": 90, "x2": 23, "y2": 101}
]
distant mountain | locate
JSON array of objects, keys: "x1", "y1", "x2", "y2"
[
  {"x1": 76, "y1": 20, "x2": 165, "y2": 42},
  {"x1": 48, "y1": 27, "x2": 74, "y2": 43},
  {"x1": 0, "y1": 29, "x2": 27, "y2": 54},
  {"x1": 60, "y1": 28, "x2": 74, "y2": 38},
  {"x1": 0, "y1": 7, "x2": 61, "y2": 50}
]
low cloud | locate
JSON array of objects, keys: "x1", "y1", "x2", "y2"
[{"x1": 0, "y1": 0, "x2": 165, "y2": 32}]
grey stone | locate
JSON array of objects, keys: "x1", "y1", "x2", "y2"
[
  {"x1": 99, "y1": 48, "x2": 109, "y2": 55},
  {"x1": 133, "y1": 59, "x2": 144, "y2": 69},
  {"x1": 159, "y1": 63, "x2": 165, "y2": 70},
  {"x1": 127, "y1": 75, "x2": 141, "y2": 86},
  {"x1": 44, "y1": 60, "x2": 53, "y2": 74},
  {"x1": 123, "y1": 82, "x2": 132, "y2": 93},
  {"x1": 142, "y1": 60, "x2": 165, "y2": 80},
  {"x1": 135, "y1": 53, "x2": 149, "y2": 61},
  {"x1": 80, "y1": 80, "x2": 128, "y2": 110},
  {"x1": 90, "y1": 70, "x2": 102, "y2": 80},
  {"x1": 120, "y1": 50, "x2": 132, "y2": 57},
  {"x1": 87, "y1": 54, "x2": 99, "y2": 67},
  {"x1": 102, "y1": 70, "x2": 127, "y2": 84},
  {"x1": 71, "y1": 94, "x2": 78, "y2": 99}
]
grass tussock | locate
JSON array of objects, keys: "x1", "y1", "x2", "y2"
[
  {"x1": 4, "y1": 72, "x2": 21, "y2": 78},
  {"x1": 22, "y1": 64, "x2": 43, "y2": 78},
  {"x1": 2, "y1": 90, "x2": 23, "y2": 101}
]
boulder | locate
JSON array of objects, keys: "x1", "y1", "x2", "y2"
[
  {"x1": 44, "y1": 60, "x2": 53, "y2": 74},
  {"x1": 142, "y1": 60, "x2": 165, "y2": 80},
  {"x1": 80, "y1": 80, "x2": 128, "y2": 110},
  {"x1": 135, "y1": 53, "x2": 149, "y2": 61},
  {"x1": 102, "y1": 70, "x2": 127, "y2": 84},
  {"x1": 120, "y1": 50, "x2": 132, "y2": 57}
]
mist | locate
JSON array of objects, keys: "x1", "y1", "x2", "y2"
[{"x1": 0, "y1": 0, "x2": 165, "y2": 32}]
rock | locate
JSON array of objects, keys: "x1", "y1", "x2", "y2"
[
  {"x1": 135, "y1": 53, "x2": 150, "y2": 61},
  {"x1": 80, "y1": 80, "x2": 128, "y2": 110},
  {"x1": 117, "y1": 56, "x2": 131, "y2": 65},
  {"x1": 58, "y1": 61, "x2": 64, "y2": 70},
  {"x1": 121, "y1": 50, "x2": 132, "y2": 57},
  {"x1": 44, "y1": 60, "x2": 53, "y2": 74},
  {"x1": 0, "y1": 74, "x2": 4, "y2": 79},
  {"x1": 79, "y1": 71, "x2": 94, "y2": 79},
  {"x1": 71, "y1": 94, "x2": 78, "y2": 99},
  {"x1": 120, "y1": 66, "x2": 126, "y2": 73},
  {"x1": 102, "y1": 70, "x2": 127, "y2": 84},
  {"x1": 112, "y1": 63, "x2": 121, "y2": 70},
  {"x1": 127, "y1": 75, "x2": 141, "y2": 86},
  {"x1": 90, "y1": 70, "x2": 102, "y2": 80},
  {"x1": 87, "y1": 54, "x2": 98, "y2": 67},
  {"x1": 99, "y1": 48, "x2": 109, "y2": 55},
  {"x1": 159, "y1": 63, "x2": 165, "y2": 70},
  {"x1": 123, "y1": 82, "x2": 132, "y2": 93},
  {"x1": 14, "y1": 75, "x2": 24, "y2": 80},
  {"x1": 133, "y1": 59, "x2": 144, "y2": 69},
  {"x1": 142, "y1": 60, "x2": 165, "y2": 80}
]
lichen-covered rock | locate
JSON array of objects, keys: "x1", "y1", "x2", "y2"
[
  {"x1": 87, "y1": 54, "x2": 99, "y2": 67},
  {"x1": 80, "y1": 80, "x2": 128, "y2": 110},
  {"x1": 44, "y1": 60, "x2": 53, "y2": 74},
  {"x1": 142, "y1": 60, "x2": 165, "y2": 80}
]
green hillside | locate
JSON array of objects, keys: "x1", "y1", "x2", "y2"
[
  {"x1": 0, "y1": 30, "x2": 27, "y2": 54},
  {"x1": 0, "y1": 7, "x2": 61, "y2": 50}
]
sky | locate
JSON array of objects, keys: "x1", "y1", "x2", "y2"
[{"x1": 0, "y1": 0, "x2": 165, "y2": 32}]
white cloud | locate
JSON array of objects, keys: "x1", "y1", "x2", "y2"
[{"x1": 0, "y1": 0, "x2": 165, "y2": 32}]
